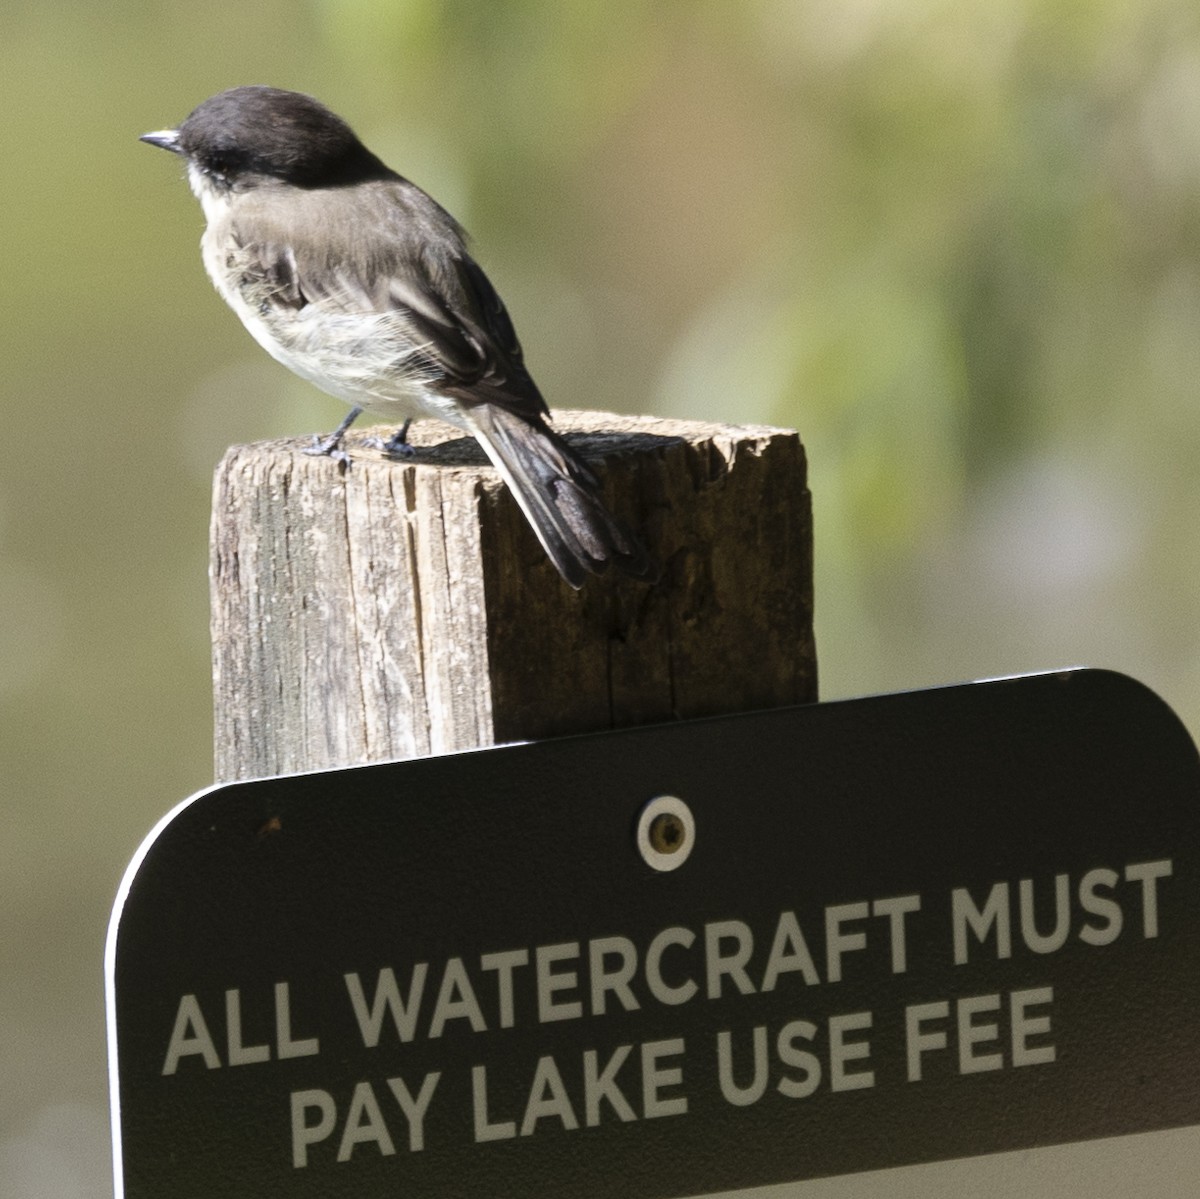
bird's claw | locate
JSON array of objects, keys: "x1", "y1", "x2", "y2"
[
  {"x1": 301, "y1": 406, "x2": 363, "y2": 468},
  {"x1": 303, "y1": 433, "x2": 352, "y2": 469},
  {"x1": 373, "y1": 418, "x2": 415, "y2": 457},
  {"x1": 368, "y1": 435, "x2": 416, "y2": 458}
]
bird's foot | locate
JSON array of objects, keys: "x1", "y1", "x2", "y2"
[
  {"x1": 304, "y1": 432, "x2": 350, "y2": 468},
  {"x1": 302, "y1": 406, "x2": 363, "y2": 469},
  {"x1": 367, "y1": 418, "x2": 415, "y2": 457},
  {"x1": 303, "y1": 432, "x2": 352, "y2": 468}
]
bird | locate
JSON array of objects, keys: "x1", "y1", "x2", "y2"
[{"x1": 141, "y1": 85, "x2": 654, "y2": 589}]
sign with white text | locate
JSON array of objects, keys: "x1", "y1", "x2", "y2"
[{"x1": 106, "y1": 670, "x2": 1200, "y2": 1197}]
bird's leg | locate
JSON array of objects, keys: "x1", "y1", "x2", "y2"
[
  {"x1": 381, "y1": 418, "x2": 414, "y2": 456},
  {"x1": 366, "y1": 418, "x2": 415, "y2": 457},
  {"x1": 304, "y1": 406, "x2": 363, "y2": 467}
]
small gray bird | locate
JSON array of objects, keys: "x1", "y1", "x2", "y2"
[{"x1": 142, "y1": 86, "x2": 653, "y2": 588}]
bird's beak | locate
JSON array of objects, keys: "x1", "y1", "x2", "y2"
[{"x1": 140, "y1": 129, "x2": 182, "y2": 153}]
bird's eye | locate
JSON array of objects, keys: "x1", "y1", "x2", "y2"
[{"x1": 204, "y1": 151, "x2": 244, "y2": 186}]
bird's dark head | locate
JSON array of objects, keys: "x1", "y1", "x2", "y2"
[{"x1": 140, "y1": 86, "x2": 388, "y2": 196}]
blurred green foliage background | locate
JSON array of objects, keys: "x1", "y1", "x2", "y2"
[{"x1": 3, "y1": 1, "x2": 1200, "y2": 1193}]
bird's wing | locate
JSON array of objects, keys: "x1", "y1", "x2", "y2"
[{"x1": 227, "y1": 178, "x2": 549, "y2": 417}]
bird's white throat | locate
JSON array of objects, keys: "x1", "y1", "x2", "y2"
[{"x1": 187, "y1": 163, "x2": 233, "y2": 226}]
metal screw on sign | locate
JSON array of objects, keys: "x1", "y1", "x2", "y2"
[{"x1": 637, "y1": 795, "x2": 695, "y2": 871}]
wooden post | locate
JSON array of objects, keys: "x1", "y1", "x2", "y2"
[{"x1": 210, "y1": 410, "x2": 816, "y2": 781}]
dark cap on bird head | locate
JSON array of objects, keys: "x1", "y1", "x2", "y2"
[{"x1": 140, "y1": 86, "x2": 387, "y2": 188}]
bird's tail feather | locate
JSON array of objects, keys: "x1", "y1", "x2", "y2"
[{"x1": 463, "y1": 406, "x2": 656, "y2": 589}]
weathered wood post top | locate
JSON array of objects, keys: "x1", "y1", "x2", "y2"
[{"x1": 211, "y1": 410, "x2": 816, "y2": 781}]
